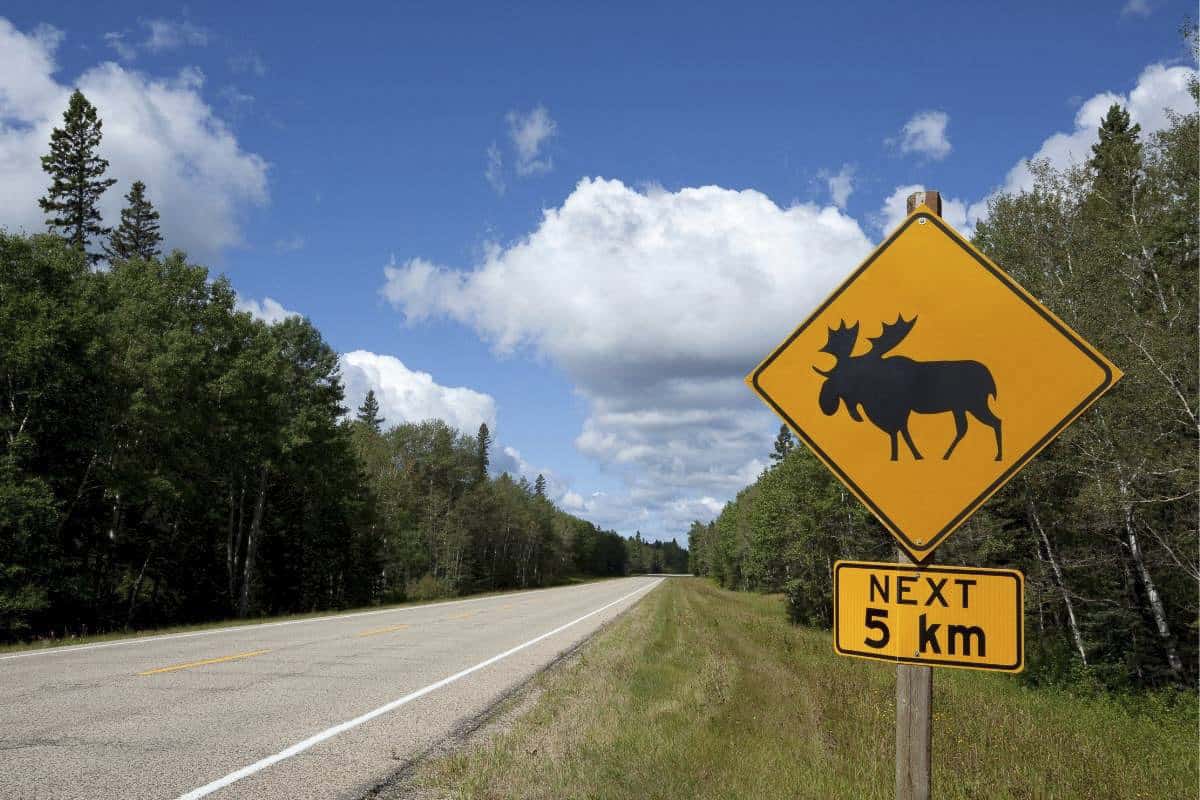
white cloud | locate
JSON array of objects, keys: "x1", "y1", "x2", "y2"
[
  {"x1": 0, "y1": 19, "x2": 269, "y2": 260},
  {"x1": 1121, "y1": 0, "x2": 1152, "y2": 16},
  {"x1": 382, "y1": 177, "x2": 873, "y2": 536},
  {"x1": 339, "y1": 351, "x2": 497, "y2": 434},
  {"x1": 891, "y1": 110, "x2": 952, "y2": 160},
  {"x1": 484, "y1": 141, "x2": 505, "y2": 195},
  {"x1": 235, "y1": 295, "x2": 300, "y2": 324},
  {"x1": 507, "y1": 105, "x2": 556, "y2": 176},
  {"x1": 822, "y1": 163, "x2": 855, "y2": 209},
  {"x1": 104, "y1": 31, "x2": 137, "y2": 62},
  {"x1": 142, "y1": 18, "x2": 209, "y2": 52}
]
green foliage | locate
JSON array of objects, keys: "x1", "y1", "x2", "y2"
[
  {"x1": 770, "y1": 423, "x2": 794, "y2": 463},
  {"x1": 39, "y1": 90, "x2": 116, "y2": 264},
  {"x1": 405, "y1": 573, "x2": 457, "y2": 601},
  {"x1": 355, "y1": 389, "x2": 385, "y2": 432},
  {"x1": 105, "y1": 180, "x2": 162, "y2": 262},
  {"x1": 0, "y1": 229, "x2": 648, "y2": 642}
]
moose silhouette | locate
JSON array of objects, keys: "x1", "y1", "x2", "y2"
[{"x1": 813, "y1": 315, "x2": 1002, "y2": 462}]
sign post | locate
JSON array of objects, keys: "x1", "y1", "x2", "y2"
[
  {"x1": 897, "y1": 191, "x2": 937, "y2": 800},
  {"x1": 745, "y1": 186, "x2": 1122, "y2": 800}
]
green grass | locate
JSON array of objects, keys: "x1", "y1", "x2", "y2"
[
  {"x1": 0, "y1": 575, "x2": 618, "y2": 655},
  {"x1": 412, "y1": 578, "x2": 1196, "y2": 800}
]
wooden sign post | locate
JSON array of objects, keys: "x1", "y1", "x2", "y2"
[{"x1": 896, "y1": 190, "x2": 938, "y2": 800}]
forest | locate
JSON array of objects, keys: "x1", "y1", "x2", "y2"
[
  {"x1": 689, "y1": 79, "x2": 1198, "y2": 691},
  {"x1": 0, "y1": 90, "x2": 686, "y2": 644}
]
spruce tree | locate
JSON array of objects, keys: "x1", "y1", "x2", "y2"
[
  {"x1": 770, "y1": 424, "x2": 795, "y2": 463},
  {"x1": 1088, "y1": 104, "x2": 1143, "y2": 223},
  {"x1": 534, "y1": 473, "x2": 546, "y2": 498},
  {"x1": 39, "y1": 90, "x2": 116, "y2": 265},
  {"x1": 476, "y1": 422, "x2": 492, "y2": 482},
  {"x1": 355, "y1": 389, "x2": 384, "y2": 432},
  {"x1": 105, "y1": 180, "x2": 162, "y2": 262}
]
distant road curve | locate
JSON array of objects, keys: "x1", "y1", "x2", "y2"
[{"x1": 0, "y1": 576, "x2": 662, "y2": 799}]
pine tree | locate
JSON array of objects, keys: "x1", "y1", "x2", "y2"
[
  {"x1": 355, "y1": 389, "x2": 384, "y2": 432},
  {"x1": 1088, "y1": 104, "x2": 1143, "y2": 223},
  {"x1": 476, "y1": 422, "x2": 491, "y2": 482},
  {"x1": 534, "y1": 473, "x2": 546, "y2": 498},
  {"x1": 770, "y1": 424, "x2": 795, "y2": 463},
  {"x1": 105, "y1": 180, "x2": 162, "y2": 262},
  {"x1": 39, "y1": 90, "x2": 116, "y2": 265}
]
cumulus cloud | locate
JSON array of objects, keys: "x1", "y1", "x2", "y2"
[
  {"x1": 235, "y1": 296, "x2": 300, "y2": 325},
  {"x1": 507, "y1": 105, "x2": 556, "y2": 175},
  {"x1": 821, "y1": 163, "x2": 856, "y2": 209},
  {"x1": 890, "y1": 110, "x2": 952, "y2": 160},
  {"x1": 0, "y1": 19, "x2": 269, "y2": 260},
  {"x1": 340, "y1": 351, "x2": 497, "y2": 434},
  {"x1": 383, "y1": 178, "x2": 873, "y2": 536},
  {"x1": 104, "y1": 31, "x2": 138, "y2": 62}
]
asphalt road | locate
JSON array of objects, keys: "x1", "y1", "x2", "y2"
[{"x1": 0, "y1": 576, "x2": 662, "y2": 800}]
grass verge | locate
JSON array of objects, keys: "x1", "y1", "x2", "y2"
[{"x1": 408, "y1": 578, "x2": 1196, "y2": 800}]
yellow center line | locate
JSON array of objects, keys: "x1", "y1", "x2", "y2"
[
  {"x1": 355, "y1": 623, "x2": 411, "y2": 638},
  {"x1": 138, "y1": 648, "x2": 271, "y2": 676},
  {"x1": 448, "y1": 611, "x2": 476, "y2": 620}
]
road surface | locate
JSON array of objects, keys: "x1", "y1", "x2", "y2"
[{"x1": 0, "y1": 576, "x2": 662, "y2": 799}]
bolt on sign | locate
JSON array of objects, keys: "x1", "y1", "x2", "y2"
[
  {"x1": 746, "y1": 207, "x2": 1122, "y2": 563},
  {"x1": 833, "y1": 561, "x2": 1024, "y2": 672}
]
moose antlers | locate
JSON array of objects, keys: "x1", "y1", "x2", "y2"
[
  {"x1": 866, "y1": 314, "x2": 917, "y2": 357},
  {"x1": 819, "y1": 320, "x2": 859, "y2": 359},
  {"x1": 814, "y1": 316, "x2": 917, "y2": 376}
]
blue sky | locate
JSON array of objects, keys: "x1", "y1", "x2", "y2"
[{"x1": 0, "y1": 1, "x2": 1194, "y2": 541}]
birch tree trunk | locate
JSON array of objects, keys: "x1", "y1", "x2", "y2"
[
  {"x1": 1028, "y1": 501, "x2": 1088, "y2": 665},
  {"x1": 124, "y1": 549, "x2": 152, "y2": 630},
  {"x1": 1120, "y1": 482, "x2": 1184, "y2": 678},
  {"x1": 239, "y1": 465, "x2": 268, "y2": 618}
]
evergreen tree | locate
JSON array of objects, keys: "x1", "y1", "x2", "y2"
[
  {"x1": 39, "y1": 90, "x2": 116, "y2": 265},
  {"x1": 1088, "y1": 104, "x2": 1143, "y2": 223},
  {"x1": 105, "y1": 180, "x2": 162, "y2": 262},
  {"x1": 356, "y1": 389, "x2": 384, "y2": 432},
  {"x1": 770, "y1": 424, "x2": 795, "y2": 463},
  {"x1": 475, "y1": 422, "x2": 491, "y2": 482},
  {"x1": 534, "y1": 473, "x2": 546, "y2": 498}
]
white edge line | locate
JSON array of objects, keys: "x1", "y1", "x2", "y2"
[
  {"x1": 174, "y1": 578, "x2": 662, "y2": 800},
  {"x1": 0, "y1": 580, "x2": 626, "y2": 663}
]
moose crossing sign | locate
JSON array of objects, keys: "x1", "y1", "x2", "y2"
[{"x1": 747, "y1": 206, "x2": 1121, "y2": 563}]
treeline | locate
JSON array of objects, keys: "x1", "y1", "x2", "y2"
[
  {"x1": 691, "y1": 89, "x2": 1198, "y2": 691},
  {"x1": 625, "y1": 532, "x2": 689, "y2": 574},
  {"x1": 0, "y1": 90, "x2": 669, "y2": 643}
]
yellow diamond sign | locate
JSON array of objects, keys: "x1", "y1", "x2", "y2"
[{"x1": 747, "y1": 208, "x2": 1122, "y2": 563}]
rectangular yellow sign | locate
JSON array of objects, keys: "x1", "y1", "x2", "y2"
[{"x1": 833, "y1": 560, "x2": 1024, "y2": 672}]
